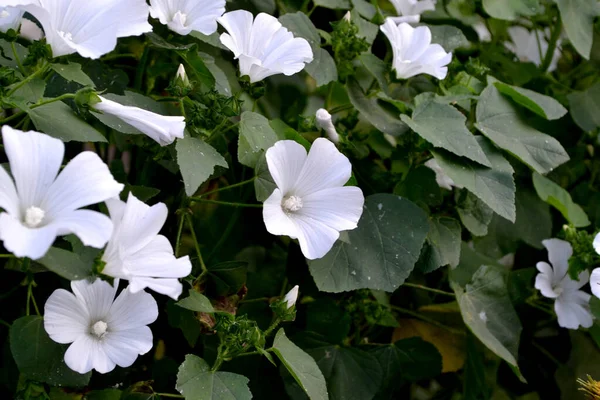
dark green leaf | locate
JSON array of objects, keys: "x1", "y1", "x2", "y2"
[
  {"x1": 238, "y1": 111, "x2": 279, "y2": 168},
  {"x1": 556, "y1": 0, "x2": 599, "y2": 59},
  {"x1": 428, "y1": 25, "x2": 470, "y2": 51},
  {"x1": 532, "y1": 172, "x2": 590, "y2": 227},
  {"x1": 38, "y1": 247, "x2": 93, "y2": 281},
  {"x1": 51, "y1": 63, "x2": 95, "y2": 87},
  {"x1": 28, "y1": 101, "x2": 107, "y2": 142},
  {"x1": 567, "y1": 82, "x2": 600, "y2": 131},
  {"x1": 494, "y1": 81, "x2": 567, "y2": 120},
  {"x1": 176, "y1": 136, "x2": 228, "y2": 196},
  {"x1": 177, "y1": 291, "x2": 215, "y2": 313},
  {"x1": 455, "y1": 190, "x2": 494, "y2": 237}
]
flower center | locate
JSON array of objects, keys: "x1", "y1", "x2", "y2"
[
  {"x1": 282, "y1": 195, "x2": 303, "y2": 212},
  {"x1": 24, "y1": 206, "x2": 45, "y2": 228},
  {"x1": 553, "y1": 286, "x2": 564, "y2": 296},
  {"x1": 173, "y1": 10, "x2": 187, "y2": 26},
  {"x1": 58, "y1": 30, "x2": 73, "y2": 41},
  {"x1": 0, "y1": 10, "x2": 9, "y2": 19},
  {"x1": 91, "y1": 320, "x2": 108, "y2": 338}
]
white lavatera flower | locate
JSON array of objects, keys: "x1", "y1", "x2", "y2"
[
  {"x1": 102, "y1": 193, "x2": 192, "y2": 300},
  {"x1": 389, "y1": 0, "x2": 436, "y2": 17},
  {"x1": 506, "y1": 26, "x2": 561, "y2": 72},
  {"x1": 44, "y1": 278, "x2": 158, "y2": 374},
  {"x1": 315, "y1": 108, "x2": 339, "y2": 144},
  {"x1": 590, "y1": 233, "x2": 600, "y2": 299},
  {"x1": 424, "y1": 159, "x2": 459, "y2": 190},
  {"x1": 283, "y1": 285, "x2": 299, "y2": 309},
  {"x1": 381, "y1": 19, "x2": 452, "y2": 80},
  {"x1": 263, "y1": 138, "x2": 365, "y2": 260},
  {"x1": 149, "y1": 0, "x2": 225, "y2": 36},
  {"x1": 20, "y1": 18, "x2": 43, "y2": 41},
  {"x1": 11, "y1": 0, "x2": 152, "y2": 59},
  {"x1": 218, "y1": 10, "x2": 314, "y2": 83},
  {"x1": 0, "y1": 6, "x2": 24, "y2": 32},
  {"x1": 0, "y1": 126, "x2": 124, "y2": 260},
  {"x1": 535, "y1": 239, "x2": 593, "y2": 330},
  {"x1": 94, "y1": 96, "x2": 185, "y2": 146}
]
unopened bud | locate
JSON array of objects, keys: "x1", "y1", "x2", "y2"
[
  {"x1": 283, "y1": 285, "x2": 299, "y2": 309},
  {"x1": 315, "y1": 109, "x2": 339, "y2": 144},
  {"x1": 343, "y1": 12, "x2": 351, "y2": 22},
  {"x1": 176, "y1": 64, "x2": 189, "y2": 86}
]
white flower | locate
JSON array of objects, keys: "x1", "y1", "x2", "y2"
[
  {"x1": 283, "y1": 285, "x2": 299, "y2": 308},
  {"x1": 381, "y1": 19, "x2": 452, "y2": 80},
  {"x1": 315, "y1": 109, "x2": 339, "y2": 144},
  {"x1": 102, "y1": 193, "x2": 192, "y2": 300},
  {"x1": 472, "y1": 21, "x2": 491, "y2": 43},
  {"x1": 425, "y1": 159, "x2": 458, "y2": 190},
  {"x1": 389, "y1": 0, "x2": 436, "y2": 17},
  {"x1": 44, "y1": 278, "x2": 158, "y2": 374},
  {"x1": 590, "y1": 233, "x2": 600, "y2": 299},
  {"x1": 506, "y1": 26, "x2": 561, "y2": 72},
  {"x1": 263, "y1": 138, "x2": 364, "y2": 260},
  {"x1": 149, "y1": 0, "x2": 225, "y2": 36},
  {"x1": 14, "y1": 0, "x2": 152, "y2": 59},
  {"x1": 20, "y1": 18, "x2": 43, "y2": 41},
  {"x1": 535, "y1": 239, "x2": 593, "y2": 330},
  {"x1": 218, "y1": 10, "x2": 314, "y2": 83},
  {"x1": 0, "y1": 6, "x2": 24, "y2": 32},
  {"x1": 0, "y1": 126, "x2": 124, "y2": 260},
  {"x1": 94, "y1": 96, "x2": 185, "y2": 146}
]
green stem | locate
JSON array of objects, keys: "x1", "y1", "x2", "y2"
[
  {"x1": 0, "y1": 319, "x2": 11, "y2": 328},
  {"x1": 195, "y1": 177, "x2": 256, "y2": 199},
  {"x1": 264, "y1": 318, "x2": 282, "y2": 337},
  {"x1": 10, "y1": 41, "x2": 25, "y2": 75},
  {"x1": 155, "y1": 393, "x2": 184, "y2": 399},
  {"x1": 211, "y1": 356, "x2": 224, "y2": 372},
  {"x1": 0, "y1": 254, "x2": 15, "y2": 258},
  {"x1": 179, "y1": 100, "x2": 186, "y2": 118},
  {"x1": 235, "y1": 350, "x2": 261, "y2": 358},
  {"x1": 175, "y1": 213, "x2": 186, "y2": 258},
  {"x1": 329, "y1": 104, "x2": 353, "y2": 114},
  {"x1": 7, "y1": 62, "x2": 49, "y2": 97},
  {"x1": 134, "y1": 46, "x2": 150, "y2": 91},
  {"x1": 526, "y1": 299, "x2": 554, "y2": 316},
  {"x1": 402, "y1": 282, "x2": 456, "y2": 297},
  {"x1": 239, "y1": 297, "x2": 270, "y2": 304},
  {"x1": 540, "y1": 17, "x2": 562, "y2": 73},
  {"x1": 0, "y1": 93, "x2": 77, "y2": 125},
  {"x1": 189, "y1": 198, "x2": 263, "y2": 208},
  {"x1": 186, "y1": 214, "x2": 207, "y2": 274},
  {"x1": 532, "y1": 340, "x2": 561, "y2": 366},
  {"x1": 389, "y1": 305, "x2": 465, "y2": 335}
]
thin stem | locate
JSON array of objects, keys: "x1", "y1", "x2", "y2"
[
  {"x1": 239, "y1": 297, "x2": 270, "y2": 304},
  {"x1": 211, "y1": 356, "x2": 224, "y2": 372},
  {"x1": 403, "y1": 282, "x2": 456, "y2": 297},
  {"x1": 526, "y1": 299, "x2": 554, "y2": 316},
  {"x1": 189, "y1": 198, "x2": 263, "y2": 208},
  {"x1": 329, "y1": 104, "x2": 353, "y2": 114},
  {"x1": 264, "y1": 318, "x2": 282, "y2": 337},
  {"x1": 155, "y1": 393, "x2": 184, "y2": 399},
  {"x1": 389, "y1": 305, "x2": 465, "y2": 336},
  {"x1": 10, "y1": 41, "x2": 25, "y2": 75},
  {"x1": 195, "y1": 177, "x2": 256, "y2": 199},
  {"x1": 235, "y1": 350, "x2": 261, "y2": 358},
  {"x1": 179, "y1": 100, "x2": 186, "y2": 118},
  {"x1": 0, "y1": 93, "x2": 77, "y2": 125},
  {"x1": 540, "y1": 17, "x2": 562, "y2": 73},
  {"x1": 30, "y1": 289, "x2": 41, "y2": 316},
  {"x1": 186, "y1": 214, "x2": 207, "y2": 274},
  {"x1": 101, "y1": 53, "x2": 137, "y2": 61},
  {"x1": 134, "y1": 46, "x2": 150, "y2": 92},
  {"x1": 532, "y1": 341, "x2": 561, "y2": 366},
  {"x1": 7, "y1": 62, "x2": 49, "y2": 97},
  {"x1": 0, "y1": 254, "x2": 15, "y2": 258},
  {"x1": 0, "y1": 319, "x2": 11, "y2": 328},
  {"x1": 175, "y1": 213, "x2": 186, "y2": 258}
]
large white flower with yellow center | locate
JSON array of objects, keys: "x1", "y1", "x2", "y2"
[
  {"x1": 44, "y1": 278, "x2": 158, "y2": 374},
  {"x1": 0, "y1": 126, "x2": 124, "y2": 260},
  {"x1": 263, "y1": 138, "x2": 364, "y2": 260}
]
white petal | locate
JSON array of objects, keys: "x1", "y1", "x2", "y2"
[
  {"x1": 50, "y1": 209, "x2": 114, "y2": 249},
  {"x1": 266, "y1": 140, "x2": 307, "y2": 195},
  {"x1": 555, "y1": 290, "x2": 593, "y2": 329},
  {"x1": 19, "y1": 18, "x2": 43, "y2": 41},
  {"x1": 592, "y1": 268, "x2": 600, "y2": 299},
  {"x1": 0, "y1": 213, "x2": 57, "y2": 260},
  {"x1": 43, "y1": 288, "x2": 89, "y2": 344},
  {"x1": 218, "y1": 10, "x2": 255, "y2": 57},
  {"x1": 95, "y1": 97, "x2": 185, "y2": 146},
  {"x1": 293, "y1": 138, "x2": 353, "y2": 196},
  {"x1": 102, "y1": 326, "x2": 153, "y2": 368},
  {"x1": 122, "y1": 237, "x2": 191, "y2": 279},
  {"x1": 71, "y1": 279, "x2": 118, "y2": 322},
  {"x1": 542, "y1": 238, "x2": 572, "y2": 281},
  {"x1": 150, "y1": 0, "x2": 225, "y2": 36},
  {"x1": 107, "y1": 287, "x2": 158, "y2": 331},
  {"x1": 293, "y1": 215, "x2": 340, "y2": 260},
  {"x1": 2, "y1": 126, "x2": 64, "y2": 208},
  {"x1": 534, "y1": 262, "x2": 560, "y2": 299},
  {"x1": 561, "y1": 269, "x2": 590, "y2": 291},
  {"x1": 0, "y1": 163, "x2": 19, "y2": 217},
  {"x1": 263, "y1": 188, "x2": 299, "y2": 237},
  {"x1": 43, "y1": 152, "x2": 124, "y2": 217},
  {"x1": 116, "y1": 194, "x2": 168, "y2": 255},
  {"x1": 129, "y1": 277, "x2": 184, "y2": 300},
  {"x1": 0, "y1": 6, "x2": 24, "y2": 32},
  {"x1": 283, "y1": 285, "x2": 299, "y2": 308},
  {"x1": 299, "y1": 186, "x2": 364, "y2": 231},
  {"x1": 389, "y1": 0, "x2": 436, "y2": 16},
  {"x1": 593, "y1": 232, "x2": 600, "y2": 255},
  {"x1": 65, "y1": 335, "x2": 115, "y2": 374}
]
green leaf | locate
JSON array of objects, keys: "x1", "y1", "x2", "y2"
[
  {"x1": 167, "y1": 302, "x2": 201, "y2": 348},
  {"x1": 254, "y1": 152, "x2": 277, "y2": 202},
  {"x1": 393, "y1": 166, "x2": 442, "y2": 207},
  {"x1": 555, "y1": 332, "x2": 600, "y2": 398},
  {"x1": 532, "y1": 172, "x2": 590, "y2": 227},
  {"x1": 351, "y1": 10, "x2": 378, "y2": 45},
  {"x1": 494, "y1": 82, "x2": 567, "y2": 120},
  {"x1": 451, "y1": 263, "x2": 522, "y2": 368},
  {"x1": 269, "y1": 119, "x2": 311, "y2": 149},
  {"x1": 251, "y1": 0, "x2": 276, "y2": 13},
  {"x1": 417, "y1": 217, "x2": 462, "y2": 273},
  {"x1": 146, "y1": 32, "x2": 195, "y2": 50},
  {"x1": 176, "y1": 136, "x2": 228, "y2": 196},
  {"x1": 347, "y1": 78, "x2": 409, "y2": 137},
  {"x1": 272, "y1": 329, "x2": 328, "y2": 400},
  {"x1": 37, "y1": 247, "x2": 94, "y2": 281},
  {"x1": 556, "y1": 0, "x2": 599, "y2": 59},
  {"x1": 51, "y1": 63, "x2": 95, "y2": 87},
  {"x1": 482, "y1": 0, "x2": 542, "y2": 21},
  {"x1": 567, "y1": 82, "x2": 600, "y2": 131},
  {"x1": 313, "y1": 0, "x2": 350, "y2": 9},
  {"x1": 84, "y1": 389, "x2": 123, "y2": 400},
  {"x1": 0, "y1": 39, "x2": 27, "y2": 69},
  {"x1": 178, "y1": 50, "x2": 216, "y2": 90},
  {"x1": 280, "y1": 12, "x2": 337, "y2": 87},
  {"x1": 238, "y1": 111, "x2": 279, "y2": 168},
  {"x1": 351, "y1": 0, "x2": 376, "y2": 19},
  {"x1": 176, "y1": 355, "x2": 252, "y2": 400},
  {"x1": 359, "y1": 53, "x2": 388, "y2": 94},
  {"x1": 93, "y1": 91, "x2": 170, "y2": 135},
  {"x1": 176, "y1": 291, "x2": 215, "y2": 313},
  {"x1": 308, "y1": 194, "x2": 429, "y2": 292},
  {"x1": 10, "y1": 316, "x2": 92, "y2": 387},
  {"x1": 28, "y1": 101, "x2": 107, "y2": 142},
  {"x1": 207, "y1": 261, "x2": 248, "y2": 297},
  {"x1": 369, "y1": 337, "x2": 442, "y2": 384},
  {"x1": 401, "y1": 96, "x2": 491, "y2": 166},
  {"x1": 475, "y1": 82, "x2": 569, "y2": 174},
  {"x1": 10, "y1": 78, "x2": 46, "y2": 104},
  {"x1": 455, "y1": 190, "x2": 494, "y2": 237},
  {"x1": 199, "y1": 53, "x2": 232, "y2": 97},
  {"x1": 428, "y1": 25, "x2": 470, "y2": 52},
  {"x1": 432, "y1": 136, "x2": 516, "y2": 222}
]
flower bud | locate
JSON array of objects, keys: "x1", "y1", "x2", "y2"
[
  {"x1": 315, "y1": 109, "x2": 339, "y2": 144},
  {"x1": 176, "y1": 64, "x2": 189, "y2": 86},
  {"x1": 283, "y1": 285, "x2": 299, "y2": 309}
]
